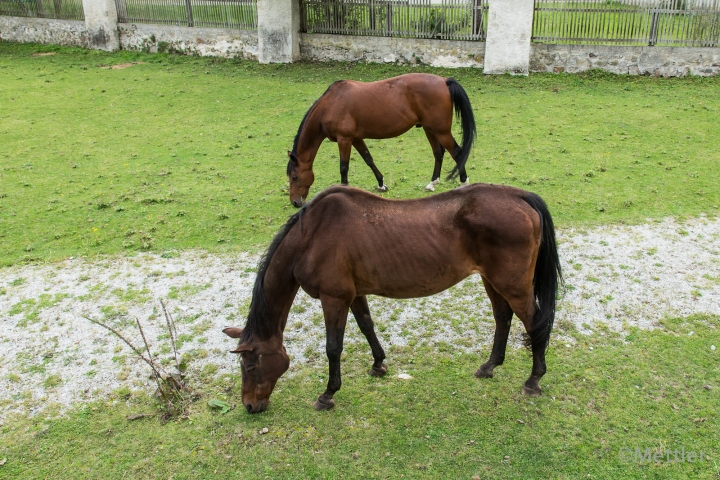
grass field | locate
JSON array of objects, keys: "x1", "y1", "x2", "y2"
[
  {"x1": 0, "y1": 315, "x2": 718, "y2": 478},
  {"x1": 1, "y1": 41, "x2": 718, "y2": 267},
  {"x1": 1, "y1": 41, "x2": 719, "y2": 478}
]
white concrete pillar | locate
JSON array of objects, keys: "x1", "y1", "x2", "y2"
[
  {"x1": 483, "y1": 0, "x2": 534, "y2": 75},
  {"x1": 82, "y1": 0, "x2": 120, "y2": 51},
  {"x1": 257, "y1": 0, "x2": 300, "y2": 63}
]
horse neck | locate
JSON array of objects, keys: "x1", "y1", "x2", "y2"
[
  {"x1": 295, "y1": 107, "x2": 325, "y2": 167},
  {"x1": 247, "y1": 239, "x2": 299, "y2": 342}
]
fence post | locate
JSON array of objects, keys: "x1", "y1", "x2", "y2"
[
  {"x1": 483, "y1": 0, "x2": 534, "y2": 75},
  {"x1": 184, "y1": 0, "x2": 194, "y2": 27},
  {"x1": 82, "y1": 0, "x2": 120, "y2": 51},
  {"x1": 257, "y1": 0, "x2": 300, "y2": 63}
]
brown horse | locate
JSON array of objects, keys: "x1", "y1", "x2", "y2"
[
  {"x1": 223, "y1": 183, "x2": 561, "y2": 413},
  {"x1": 286, "y1": 73, "x2": 476, "y2": 207}
]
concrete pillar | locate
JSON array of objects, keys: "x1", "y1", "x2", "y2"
[
  {"x1": 483, "y1": 0, "x2": 534, "y2": 75},
  {"x1": 82, "y1": 0, "x2": 120, "y2": 51},
  {"x1": 257, "y1": 0, "x2": 300, "y2": 63}
]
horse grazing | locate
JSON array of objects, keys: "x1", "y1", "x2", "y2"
[
  {"x1": 286, "y1": 73, "x2": 476, "y2": 207},
  {"x1": 223, "y1": 184, "x2": 561, "y2": 413}
]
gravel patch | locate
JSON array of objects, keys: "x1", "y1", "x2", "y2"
[{"x1": 0, "y1": 217, "x2": 718, "y2": 418}]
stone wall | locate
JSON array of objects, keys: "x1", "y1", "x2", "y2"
[
  {"x1": 0, "y1": 16, "x2": 87, "y2": 46},
  {"x1": 119, "y1": 23, "x2": 258, "y2": 59},
  {"x1": 300, "y1": 33, "x2": 485, "y2": 69},
  {"x1": 531, "y1": 44, "x2": 720, "y2": 77},
  {"x1": 3, "y1": 13, "x2": 720, "y2": 76}
]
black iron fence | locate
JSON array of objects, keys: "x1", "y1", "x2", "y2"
[
  {"x1": 533, "y1": 0, "x2": 720, "y2": 47},
  {"x1": 0, "y1": 0, "x2": 84, "y2": 20},
  {"x1": 301, "y1": 0, "x2": 489, "y2": 41},
  {"x1": 115, "y1": 0, "x2": 257, "y2": 29}
]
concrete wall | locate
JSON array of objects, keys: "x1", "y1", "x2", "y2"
[
  {"x1": 0, "y1": 16, "x2": 87, "y2": 46},
  {"x1": 300, "y1": 33, "x2": 484, "y2": 68},
  {"x1": 82, "y1": 0, "x2": 119, "y2": 51},
  {"x1": 531, "y1": 44, "x2": 720, "y2": 77},
  {"x1": 2, "y1": 14, "x2": 720, "y2": 77},
  {"x1": 119, "y1": 23, "x2": 258, "y2": 59},
  {"x1": 483, "y1": 0, "x2": 534, "y2": 74},
  {"x1": 257, "y1": 0, "x2": 299, "y2": 63}
]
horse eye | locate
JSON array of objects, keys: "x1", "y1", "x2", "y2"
[
  {"x1": 292, "y1": 176, "x2": 298, "y2": 182},
  {"x1": 245, "y1": 364, "x2": 256, "y2": 372}
]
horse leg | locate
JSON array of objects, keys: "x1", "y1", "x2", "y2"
[
  {"x1": 475, "y1": 277, "x2": 514, "y2": 379},
  {"x1": 338, "y1": 137, "x2": 353, "y2": 185},
  {"x1": 504, "y1": 289, "x2": 546, "y2": 397},
  {"x1": 314, "y1": 294, "x2": 350, "y2": 411},
  {"x1": 350, "y1": 295, "x2": 387, "y2": 376},
  {"x1": 435, "y1": 132, "x2": 469, "y2": 184},
  {"x1": 353, "y1": 139, "x2": 387, "y2": 192},
  {"x1": 423, "y1": 128, "x2": 446, "y2": 192}
]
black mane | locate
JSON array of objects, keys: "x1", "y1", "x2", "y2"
[
  {"x1": 240, "y1": 208, "x2": 304, "y2": 343},
  {"x1": 291, "y1": 81, "x2": 343, "y2": 156}
]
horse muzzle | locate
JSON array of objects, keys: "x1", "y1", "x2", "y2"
[
  {"x1": 291, "y1": 198, "x2": 305, "y2": 208},
  {"x1": 245, "y1": 400, "x2": 268, "y2": 414}
]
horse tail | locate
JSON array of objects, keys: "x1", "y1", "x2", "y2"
[
  {"x1": 521, "y1": 193, "x2": 562, "y2": 352},
  {"x1": 445, "y1": 78, "x2": 476, "y2": 180}
]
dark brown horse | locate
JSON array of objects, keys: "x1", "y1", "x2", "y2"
[
  {"x1": 223, "y1": 183, "x2": 561, "y2": 413},
  {"x1": 286, "y1": 73, "x2": 476, "y2": 207}
]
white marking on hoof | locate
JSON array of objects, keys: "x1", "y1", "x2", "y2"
[
  {"x1": 461, "y1": 177, "x2": 470, "y2": 186},
  {"x1": 425, "y1": 179, "x2": 440, "y2": 192},
  {"x1": 377, "y1": 184, "x2": 388, "y2": 193}
]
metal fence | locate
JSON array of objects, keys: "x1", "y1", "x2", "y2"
[
  {"x1": 0, "y1": 0, "x2": 84, "y2": 20},
  {"x1": 115, "y1": 0, "x2": 257, "y2": 29},
  {"x1": 533, "y1": 0, "x2": 720, "y2": 46},
  {"x1": 301, "y1": 0, "x2": 489, "y2": 41}
]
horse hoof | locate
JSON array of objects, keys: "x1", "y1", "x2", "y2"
[
  {"x1": 474, "y1": 366, "x2": 494, "y2": 379},
  {"x1": 313, "y1": 398, "x2": 335, "y2": 411},
  {"x1": 376, "y1": 185, "x2": 388, "y2": 193},
  {"x1": 461, "y1": 178, "x2": 470, "y2": 186},
  {"x1": 369, "y1": 363, "x2": 388, "y2": 377},
  {"x1": 521, "y1": 385, "x2": 542, "y2": 397},
  {"x1": 424, "y1": 182, "x2": 436, "y2": 192}
]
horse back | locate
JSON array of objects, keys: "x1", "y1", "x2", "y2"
[
  {"x1": 289, "y1": 185, "x2": 542, "y2": 300},
  {"x1": 316, "y1": 74, "x2": 453, "y2": 139}
]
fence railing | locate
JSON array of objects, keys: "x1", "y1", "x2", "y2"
[
  {"x1": 533, "y1": 0, "x2": 720, "y2": 46},
  {"x1": 0, "y1": 0, "x2": 84, "y2": 20},
  {"x1": 301, "y1": 0, "x2": 489, "y2": 41},
  {"x1": 115, "y1": 0, "x2": 257, "y2": 29}
]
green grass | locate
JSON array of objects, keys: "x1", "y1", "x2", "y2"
[
  {"x1": 1, "y1": 41, "x2": 719, "y2": 478},
  {"x1": 1, "y1": 41, "x2": 719, "y2": 266},
  {"x1": 0, "y1": 314, "x2": 718, "y2": 478}
]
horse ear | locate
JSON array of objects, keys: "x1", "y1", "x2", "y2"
[
  {"x1": 222, "y1": 327, "x2": 243, "y2": 339},
  {"x1": 287, "y1": 151, "x2": 298, "y2": 165},
  {"x1": 230, "y1": 343, "x2": 253, "y2": 354}
]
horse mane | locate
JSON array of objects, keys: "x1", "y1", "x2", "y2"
[
  {"x1": 291, "y1": 81, "x2": 344, "y2": 156},
  {"x1": 240, "y1": 208, "x2": 304, "y2": 343},
  {"x1": 240, "y1": 187, "x2": 346, "y2": 343}
]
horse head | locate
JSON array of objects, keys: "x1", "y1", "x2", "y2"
[
  {"x1": 222, "y1": 327, "x2": 289, "y2": 413},
  {"x1": 287, "y1": 151, "x2": 314, "y2": 208}
]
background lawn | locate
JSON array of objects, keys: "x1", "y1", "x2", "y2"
[{"x1": 0, "y1": 41, "x2": 719, "y2": 266}]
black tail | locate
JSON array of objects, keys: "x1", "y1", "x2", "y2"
[
  {"x1": 445, "y1": 78, "x2": 476, "y2": 180},
  {"x1": 522, "y1": 193, "x2": 562, "y2": 352}
]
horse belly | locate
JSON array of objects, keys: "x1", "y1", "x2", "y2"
[{"x1": 355, "y1": 252, "x2": 474, "y2": 299}]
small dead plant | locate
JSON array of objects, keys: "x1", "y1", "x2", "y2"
[{"x1": 83, "y1": 300, "x2": 193, "y2": 419}]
